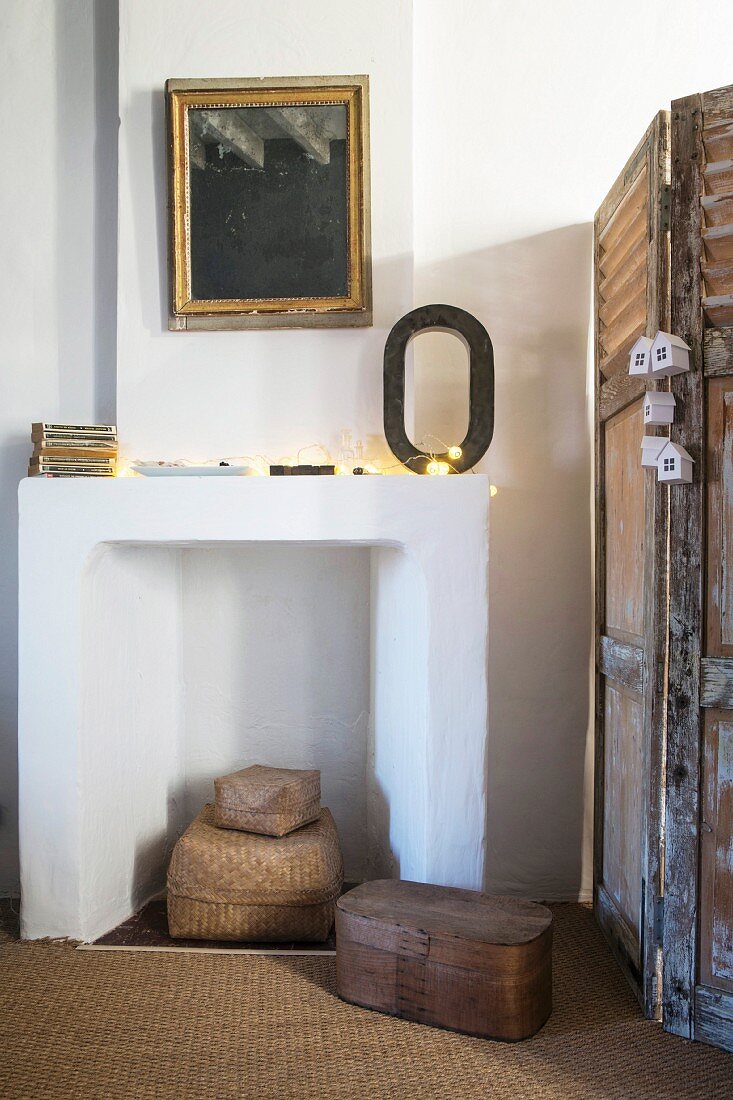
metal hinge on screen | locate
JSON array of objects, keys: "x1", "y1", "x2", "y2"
[
  {"x1": 654, "y1": 895, "x2": 665, "y2": 947},
  {"x1": 659, "y1": 185, "x2": 671, "y2": 234}
]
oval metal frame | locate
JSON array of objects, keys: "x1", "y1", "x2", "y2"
[{"x1": 383, "y1": 304, "x2": 495, "y2": 474}]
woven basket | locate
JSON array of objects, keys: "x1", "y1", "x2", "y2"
[
  {"x1": 214, "y1": 765, "x2": 321, "y2": 837},
  {"x1": 167, "y1": 804, "x2": 343, "y2": 942}
]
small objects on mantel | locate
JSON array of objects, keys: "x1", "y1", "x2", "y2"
[
  {"x1": 28, "y1": 422, "x2": 117, "y2": 477},
  {"x1": 131, "y1": 463, "x2": 253, "y2": 477},
  {"x1": 657, "y1": 441, "x2": 694, "y2": 485},
  {"x1": 269, "y1": 464, "x2": 335, "y2": 476},
  {"x1": 643, "y1": 390, "x2": 676, "y2": 426}
]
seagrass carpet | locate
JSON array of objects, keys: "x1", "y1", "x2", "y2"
[{"x1": 1, "y1": 901, "x2": 730, "y2": 1099}]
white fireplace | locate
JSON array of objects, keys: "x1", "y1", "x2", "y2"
[{"x1": 18, "y1": 475, "x2": 489, "y2": 941}]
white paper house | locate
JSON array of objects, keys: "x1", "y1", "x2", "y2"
[
  {"x1": 629, "y1": 335, "x2": 654, "y2": 376},
  {"x1": 650, "y1": 331, "x2": 691, "y2": 377},
  {"x1": 641, "y1": 436, "x2": 668, "y2": 468},
  {"x1": 644, "y1": 390, "x2": 676, "y2": 426},
  {"x1": 657, "y1": 441, "x2": 694, "y2": 485}
]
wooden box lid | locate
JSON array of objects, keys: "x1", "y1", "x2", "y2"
[{"x1": 337, "y1": 880, "x2": 552, "y2": 971}]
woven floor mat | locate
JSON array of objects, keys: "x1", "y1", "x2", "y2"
[{"x1": 1, "y1": 901, "x2": 731, "y2": 1099}]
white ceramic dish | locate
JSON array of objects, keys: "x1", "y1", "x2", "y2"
[{"x1": 131, "y1": 465, "x2": 254, "y2": 478}]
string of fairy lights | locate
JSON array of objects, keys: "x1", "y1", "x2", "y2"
[{"x1": 122, "y1": 433, "x2": 497, "y2": 493}]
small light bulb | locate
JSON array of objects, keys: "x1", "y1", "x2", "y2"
[
  {"x1": 364, "y1": 464, "x2": 378, "y2": 474},
  {"x1": 448, "y1": 446, "x2": 462, "y2": 461},
  {"x1": 427, "y1": 461, "x2": 440, "y2": 476},
  {"x1": 335, "y1": 464, "x2": 349, "y2": 476},
  {"x1": 437, "y1": 462, "x2": 450, "y2": 475},
  {"x1": 490, "y1": 484, "x2": 498, "y2": 497}
]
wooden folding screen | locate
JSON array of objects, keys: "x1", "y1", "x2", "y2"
[
  {"x1": 595, "y1": 83, "x2": 733, "y2": 1053},
  {"x1": 593, "y1": 113, "x2": 670, "y2": 1019},
  {"x1": 664, "y1": 85, "x2": 733, "y2": 1053}
]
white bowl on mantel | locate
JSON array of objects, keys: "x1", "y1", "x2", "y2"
[{"x1": 131, "y1": 465, "x2": 255, "y2": 477}]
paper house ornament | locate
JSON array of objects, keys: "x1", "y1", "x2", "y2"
[
  {"x1": 650, "y1": 331, "x2": 691, "y2": 377},
  {"x1": 657, "y1": 441, "x2": 694, "y2": 485},
  {"x1": 641, "y1": 436, "x2": 667, "y2": 468},
  {"x1": 643, "y1": 390, "x2": 676, "y2": 426},
  {"x1": 628, "y1": 335, "x2": 654, "y2": 376}
]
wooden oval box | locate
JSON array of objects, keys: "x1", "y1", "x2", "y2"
[{"x1": 336, "y1": 880, "x2": 552, "y2": 1041}]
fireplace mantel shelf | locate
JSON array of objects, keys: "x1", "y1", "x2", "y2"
[{"x1": 18, "y1": 473, "x2": 490, "y2": 941}]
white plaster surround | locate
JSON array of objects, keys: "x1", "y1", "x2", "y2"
[{"x1": 18, "y1": 475, "x2": 489, "y2": 941}]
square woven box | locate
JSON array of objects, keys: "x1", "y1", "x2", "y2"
[
  {"x1": 214, "y1": 764, "x2": 321, "y2": 837},
  {"x1": 167, "y1": 804, "x2": 343, "y2": 942}
]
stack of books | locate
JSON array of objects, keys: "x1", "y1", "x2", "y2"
[{"x1": 28, "y1": 423, "x2": 118, "y2": 477}]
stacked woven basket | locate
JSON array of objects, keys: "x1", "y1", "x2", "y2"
[{"x1": 167, "y1": 765, "x2": 344, "y2": 942}]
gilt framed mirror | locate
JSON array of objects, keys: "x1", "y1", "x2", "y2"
[{"x1": 166, "y1": 75, "x2": 371, "y2": 330}]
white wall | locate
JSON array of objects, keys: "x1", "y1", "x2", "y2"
[
  {"x1": 116, "y1": 0, "x2": 413, "y2": 466},
  {"x1": 5, "y1": 0, "x2": 733, "y2": 901},
  {"x1": 81, "y1": 545, "x2": 183, "y2": 935},
  {"x1": 413, "y1": 0, "x2": 733, "y2": 899},
  {"x1": 180, "y1": 545, "x2": 372, "y2": 880},
  {"x1": 0, "y1": 0, "x2": 117, "y2": 894}
]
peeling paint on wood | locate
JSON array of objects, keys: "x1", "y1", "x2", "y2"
[{"x1": 663, "y1": 92, "x2": 705, "y2": 1041}]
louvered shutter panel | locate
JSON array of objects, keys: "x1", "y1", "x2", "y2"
[{"x1": 594, "y1": 112, "x2": 670, "y2": 1019}]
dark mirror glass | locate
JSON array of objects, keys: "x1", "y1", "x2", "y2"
[{"x1": 187, "y1": 103, "x2": 348, "y2": 301}]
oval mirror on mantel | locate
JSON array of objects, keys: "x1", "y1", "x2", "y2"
[{"x1": 383, "y1": 304, "x2": 495, "y2": 474}]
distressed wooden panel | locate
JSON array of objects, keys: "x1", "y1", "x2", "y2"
[
  {"x1": 695, "y1": 986, "x2": 733, "y2": 1053},
  {"x1": 599, "y1": 372, "x2": 646, "y2": 422},
  {"x1": 596, "y1": 883, "x2": 642, "y2": 992},
  {"x1": 706, "y1": 379, "x2": 733, "y2": 654},
  {"x1": 701, "y1": 100, "x2": 733, "y2": 324},
  {"x1": 595, "y1": 113, "x2": 669, "y2": 1022},
  {"x1": 701, "y1": 84, "x2": 733, "y2": 126},
  {"x1": 704, "y1": 326, "x2": 733, "y2": 376},
  {"x1": 699, "y1": 714, "x2": 733, "y2": 992},
  {"x1": 598, "y1": 635, "x2": 644, "y2": 695},
  {"x1": 604, "y1": 400, "x2": 646, "y2": 640},
  {"x1": 663, "y1": 92, "x2": 705, "y2": 1040},
  {"x1": 701, "y1": 658, "x2": 733, "y2": 708},
  {"x1": 603, "y1": 682, "x2": 643, "y2": 940}
]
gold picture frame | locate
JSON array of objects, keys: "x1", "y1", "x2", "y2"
[{"x1": 166, "y1": 75, "x2": 372, "y2": 330}]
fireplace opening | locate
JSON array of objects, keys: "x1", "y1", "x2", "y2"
[{"x1": 80, "y1": 541, "x2": 429, "y2": 936}]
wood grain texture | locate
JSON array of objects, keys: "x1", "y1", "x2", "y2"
[
  {"x1": 595, "y1": 884, "x2": 642, "y2": 991},
  {"x1": 598, "y1": 636, "x2": 645, "y2": 695},
  {"x1": 603, "y1": 683, "x2": 644, "y2": 939},
  {"x1": 335, "y1": 881, "x2": 553, "y2": 1042},
  {"x1": 594, "y1": 113, "x2": 670, "y2": 1022},
  {"x1": 701, "y1": 84, "x2": 733, "y2": 126},
  {"x1": 604, "y1": 400, "x2": 646, "y2": 638},
  {"x1": 599, "y1": 372, "x2": 647, "y2": 422},
  {"x1": 704, "y1": 328, "x2": 733, "y2": 375},
  {"x1": 701, "y1": 658, "x2": 733, "y2": 708},
  {"x1": 706, "y1": 379, "x2": 733, "y2": 654},
  {"x1": 694, "y1": 985, "x2": 733, "y2": 1053},
  {"x1": 663, "y1": 93, "x2": 705, "y2": 1040},
  {"x1": 699, "y1": 713, "x2": 733, "y2": 992}
]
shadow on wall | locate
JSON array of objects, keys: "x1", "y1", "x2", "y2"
[{"x1": 415, "y1": 223, "x2": 594, "y2": 901}]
